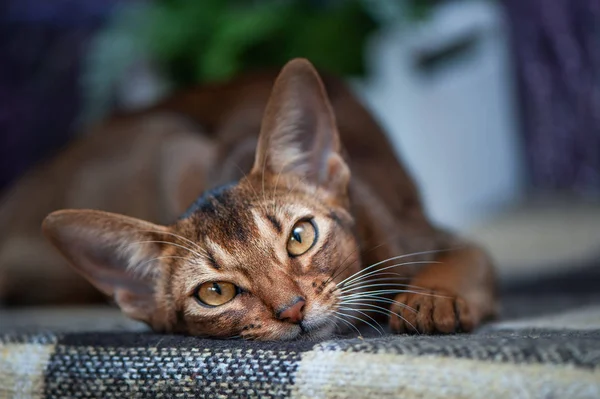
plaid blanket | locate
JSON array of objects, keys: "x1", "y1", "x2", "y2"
[{"x1": 2, "y1": 265, "x2": 600, "y2": 398}]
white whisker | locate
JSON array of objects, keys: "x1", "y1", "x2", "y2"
[
  {"x1": 322, "y1": 242, "x2": 364, "y2": 287},
  {"x1": 331, "y1": 313, "x2": 363, "y2": 337},
  {"x1": 340, "y1": 296, "x2": 417, "y2": 314},
  {"x1": 338, "y1": 306, "x2": 384, "y2": 335},
  {"x1": 129, "y1": 240, "x2": 207, "y2": 260},
  {"x1": 341, "y1": 289, "x2": 449, "y2": 300},
  {"x1": 328, "y1": 242, "x2": 389, "y2": 284},
  {"x1": 330, "y1": 318, "x2": 342, "y2": 334},
  {"x1": 339, "y1": 253, "x2": 443, "y2": 287},
  {"x1": 339, "y1": 272, "x2": 411, "y2": 289},
  {"x1": 334, "y1": 311, "x2": 381, "y2": 335},
  {"x1": 340, "y1": 260, "x2": 442, "y2": 290},
  {"x1": 340, "y1": 283, "x2": 430, "y2": 295},
  {"x1": 341, "y1": 276, "x2": 424, "y2": 292},
  {"x1": 137, "y1": 229, "x2": 208, "y2": 256},
  {"x1": 339, "y1": 301, "x2": 420, "y2": 334}
]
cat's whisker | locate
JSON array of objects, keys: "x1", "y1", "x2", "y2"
[
  {"x1": 137, "y1": 229, "x2": 208, "y2": 256},
  {"x1": 331, "y1": 313, "x2": 363, "y2": 338},
  {"x1": 340, "y1": 272, "x2": 419, "y2": 291},
  {"x1": 341, "y1": 288, "x2": 450, "y2": 300},
  {"x1": 341, "y1": 278, "x2": 428, "y2": 295},
  {"x1": 332, "y1": 260, "x2": 440, "y2": 296},
  {"x1": 340, "y1": 296, "x2": 418, "y2": 314},
  {"x1": 333, "y1": 311, "x2": 379, "y2": 334},
  {"x1": 329, "y1": 317, "x2": 341, "y2": 335},
  {"x1": 338, "y1": 306, "x2": 384, "y2": 335},
  {"x1": 339, "y1": 249, "x2": 449, "y2": 287},
  {"x1": 337, "y1": 255, "x2": 421, "y2": 288},
  {"x1": 341, "y1": 302, "x2": 406, "y2": 319},
  {"x1": 339, "y1": 308, "x2": 395, "y2": 332},
  {"x1": 338, "y1": 260, "x2": 443, "y2": 287},
  {"x1": 319, "y1": 244, "x2": 363, "y2": 291},
  {"x1": 316, "y1": 241, "x2": 368, "y2": 300},
  {"x1": 129, "y1": 240, "x2": 208, "y2": 261},
  {"x1": 230, "y1": 161, "x2": 250, "y2": 181},
  {"x1": 340, "y1": 283, "x2": 431, "y2": 295},
  {"x1": 339, "y1": 273, "x2": 412, "y2": 289},
  {"x1": 330, "y1": 318, "x2": 343, "y2": 335},
  {"x1": 321, "y1": 242, "x2": 364, "y2": 288},
  {"x1": 326, "y1": 242, "x2": 387, "y2": 285},
  {"x1": 341, "y1": 260, "x2": 443, "y2": 289},
  {"x1": 327, "y1": 239, "x2": 437, "y2": 288},
  {"x1": 339, "y1": 301, "x2": 420, "y2": 334}
]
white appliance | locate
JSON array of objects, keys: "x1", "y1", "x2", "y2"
[{"x1": 352, "y1": 0, "x2": 524, "y2": 230}]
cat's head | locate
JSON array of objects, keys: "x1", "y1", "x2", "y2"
[{"x1": 42, "y1": 58, "x2": 361, "y2": 340}]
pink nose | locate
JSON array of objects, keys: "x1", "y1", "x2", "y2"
[{"x1": 277, "y1": 297, "x2": 306, "y2": 324}]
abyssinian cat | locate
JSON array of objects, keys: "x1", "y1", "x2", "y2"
[{"x1": 4, "y1": 58, "x2": 497, "y2": 340}]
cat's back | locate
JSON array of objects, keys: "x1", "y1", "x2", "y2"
[{"x1": 149, "y1": 70, "x2": 423, "y2": 220}]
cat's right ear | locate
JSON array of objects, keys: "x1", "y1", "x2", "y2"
[
  {"x1": 252, "y1": 58, "x2": 350, "y2": 200},
  {"x1": 42, "y1": 210, "x2": 171, "y2": 328}
]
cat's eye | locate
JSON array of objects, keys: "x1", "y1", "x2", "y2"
[
  {"x1": 194, "y1": 281, "x2": 238, "y2": 307},
  {"x1": 287, "y1": 219, "x2": 317, "y2": 256}
]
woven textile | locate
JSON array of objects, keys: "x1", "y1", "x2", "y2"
[{"x1": 2, "y1": 265, "x2": 600, "y2": 398}]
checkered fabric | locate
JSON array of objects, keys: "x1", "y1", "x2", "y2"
[{"x1": 2, "y1": 265, "x2": 600, "y2": 398}]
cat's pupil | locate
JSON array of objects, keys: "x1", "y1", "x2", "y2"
[
  {"x1": 211, "y1": 282, "x2": 222, "y2": 296},
  {"x1": 292, "y1": 228, "x2": 303, "y2": 243},
  {"x1": 286, "y1": 220, "x2": 316, "y2": 256}
]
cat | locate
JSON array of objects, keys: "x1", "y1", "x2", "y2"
[{"x1": 6, "y1": 58, "x2": 497, "y2": 339}]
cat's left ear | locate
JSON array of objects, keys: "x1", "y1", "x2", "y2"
[
  {"x1": 252, "y1": 58, "x2": 350, "y2": 199},
  {"x1": 42, "y1": 210, "x2": 171, "y2": 329}
]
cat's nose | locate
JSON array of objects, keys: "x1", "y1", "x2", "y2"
[{"x1": 277, "y1": 296, "x2": 306, "y2": 324}]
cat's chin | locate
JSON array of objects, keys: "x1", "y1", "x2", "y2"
[{"x1": 294, "y1": 319, "x2": 336, "y2": 341}]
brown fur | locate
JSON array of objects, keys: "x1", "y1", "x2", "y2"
[{"x1": 1, "y1": 59, "x2": 497, "y2": 339}]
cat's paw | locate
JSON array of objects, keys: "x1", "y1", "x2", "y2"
[{"x1": 389, "y1": 289, "x2": 475, "y2": 334}]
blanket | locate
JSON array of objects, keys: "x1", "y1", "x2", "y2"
[{"x1": 2, "y1": 264, "x2": 599, "y2": 398}]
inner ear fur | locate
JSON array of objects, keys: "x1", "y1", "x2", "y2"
[{"x1": 251, "y1": 58, "x2": 350, "y2": 198}]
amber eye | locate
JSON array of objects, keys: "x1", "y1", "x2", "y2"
[
  {"x1": 194, "y1": 282, "x2": 238, "y2": 307},
  {"x1": 287, "y1": 219, "x2": 317, "y2": 256}
]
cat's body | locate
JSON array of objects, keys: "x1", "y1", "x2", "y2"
[{"x1": 2, "y1": 59, "x2": 497, "y2": 339}]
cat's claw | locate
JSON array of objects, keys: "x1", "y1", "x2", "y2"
[{"x1": 389, "y1": 289, "x2": 475, "y2": 334}]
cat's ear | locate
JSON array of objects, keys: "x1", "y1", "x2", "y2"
[
  {"x1": 42, "y1": 210, "x2": 170, "y2": 326},
  {"x1": 252, "y1": 58, "x2": 350, "y2": 198}
]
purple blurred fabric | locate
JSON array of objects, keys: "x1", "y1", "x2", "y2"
[
  {"x1": 1, "y1": 0, "x2": 599, "y2": 195},
  {"x1": 503, "y1": 0, "x2": 600, "y2": 194},
  {"x1": 0, "y1": 0, "x2": 120, "y2": 193}
]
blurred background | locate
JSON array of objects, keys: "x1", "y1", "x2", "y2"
[{"x1": 1, "y1": 0, "x2": 599, "y2": 284}]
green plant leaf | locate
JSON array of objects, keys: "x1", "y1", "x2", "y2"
[{"x1": 198, "y1": 3, "x2": 289, "y2": 82}]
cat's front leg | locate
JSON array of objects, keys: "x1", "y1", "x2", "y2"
[{"x1": 389, "y1": 245, "x2": 498, "y2": 334}]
